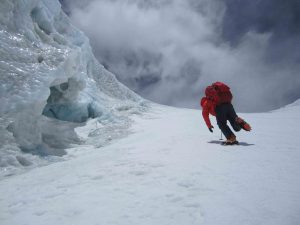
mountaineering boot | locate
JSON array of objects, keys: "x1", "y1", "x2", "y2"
[
  {"x1": 222, "y1": 134, "x2": 239, "y2": 145},
  {"x1": 236, "y1": 117, "x2": 251, "y2": 131}
]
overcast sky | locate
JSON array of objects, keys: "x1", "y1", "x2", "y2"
[{"x1": 60, "y1": 0, "x2": 300, "y2": 112}]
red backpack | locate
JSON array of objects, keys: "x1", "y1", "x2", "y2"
[{"x1": 205, "y1": 82, "x2": 232, "y2": 105}]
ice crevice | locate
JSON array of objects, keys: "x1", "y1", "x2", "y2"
[{"x1": 42, "y1": 78, "x2": 98, "y2": 123}]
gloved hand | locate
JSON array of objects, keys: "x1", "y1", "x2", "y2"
[{"x1": 209, "y1": 126, "x2": 214, "y2": 133}]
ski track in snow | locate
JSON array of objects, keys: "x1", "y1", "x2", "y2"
[{"x1": 0, "y1": 104, "x2": 300, "y2": 225}]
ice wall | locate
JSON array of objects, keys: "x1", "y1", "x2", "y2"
[{"x1": 0, "y1": 0, "x2": 144, "y2": 173}]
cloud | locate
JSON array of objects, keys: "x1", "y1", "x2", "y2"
[{"x1": 61, "y1": 0, "x2": 300, "y2": 112}]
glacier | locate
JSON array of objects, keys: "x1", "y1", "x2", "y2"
[
  {"x1": 1, "y1": 1, "x2": 300, "y2": 224},
  {"x1": 0, "y1": 0, "x2": 146, "y2": 176}
]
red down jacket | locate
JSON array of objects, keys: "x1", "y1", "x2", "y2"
[
  {"x1": 200, "y1": 82, "x2": 232, "y2": 128},
  {"x1": 200, "y1": 97, "x2": 216, "y2": 128}
]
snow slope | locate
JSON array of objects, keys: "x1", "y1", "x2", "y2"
[{"x1": 1, "y1": 103, "x2": 299, "y2": 225}]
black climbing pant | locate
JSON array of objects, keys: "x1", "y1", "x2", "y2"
[{"x1": 215, "y1": 103, "x2": 241, "y2": 139}]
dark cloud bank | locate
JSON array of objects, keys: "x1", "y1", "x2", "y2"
[{"x1": 60, "y1": 0, "x2": 300, "y2": 112}]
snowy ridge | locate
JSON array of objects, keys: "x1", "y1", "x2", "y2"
[
  {"x1": 0, "y1": 0, "x2": 146, "y2": 175},
  {"x1": 282, "y1": 99, "x2": 300, "y2": 108},
  {"x1": 271, "y1": 98, "x2": 300, "y2": 114}
]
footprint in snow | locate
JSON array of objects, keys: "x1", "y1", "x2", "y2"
[
  {"x1": 177, "y1": 181, "x2": 194, "y2": 188},
  {"x1": 169, "y1": 196, "x2": 183, "y2": 203},
  {"x1": 129, "y1": 170, "x2": 148, "y2": 176},
  {"x1": 91, "y1": 175, "x2": 104, "y2": 180},
  {"x1": 35, "y1": 211, "x2": 46, "y2": 216},
  {"x1": 184, "y1": 203, "x2": 201, "y2": 208}
]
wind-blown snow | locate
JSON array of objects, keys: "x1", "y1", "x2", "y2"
[
  {"x1": 0, "y1": 104, "x2": 299, "y2": 225},
  {"x1": 0, "y1": 0, "x2": 145, "y2": 175}
]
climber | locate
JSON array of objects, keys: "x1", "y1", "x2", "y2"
[{"x1": 200, "y1": 82, "x2": 251, "y2": 145}]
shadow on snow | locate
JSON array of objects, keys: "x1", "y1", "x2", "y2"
[{"x1": 208, "y1": 140, "x2": 255, "y2": 147}]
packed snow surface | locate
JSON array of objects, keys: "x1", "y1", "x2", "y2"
[{"x1": 0, "y1": 103, "x2": 299, "y2": 225}]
